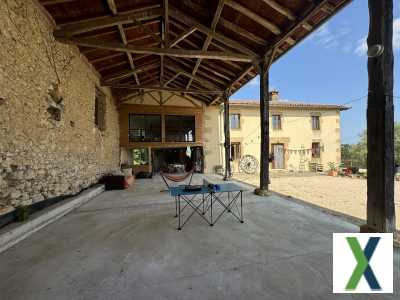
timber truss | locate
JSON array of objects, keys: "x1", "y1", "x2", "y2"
[{"x1": 42, "y1": 0, "x2": 352, "y2": 104}]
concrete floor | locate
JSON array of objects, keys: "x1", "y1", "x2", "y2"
[{"x1": 0, "y1": 175, "x2": 398, "y2": 300}]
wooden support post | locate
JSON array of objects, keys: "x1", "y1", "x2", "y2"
[
  {"x1": 255, "y1": 59, "x2": 271, "y2": 196},
  {"x1": 362, "y1": 0, "x2": 396, "y2": 233},
  {"x1": 223, "y1": 91, "x2": 231, "y2": 180}
]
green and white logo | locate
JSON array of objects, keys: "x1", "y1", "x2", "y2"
[{"x1": 333, "y1": 233, "x2": 393, "y2": 293}]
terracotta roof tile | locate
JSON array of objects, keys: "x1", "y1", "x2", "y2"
[{"x1": 229, "y1": 99, "x2": 350, "y2": 111}]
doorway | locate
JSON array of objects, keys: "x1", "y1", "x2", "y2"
[{"x1": 272, "y1": 144, "x2": 285, "y2": 169}]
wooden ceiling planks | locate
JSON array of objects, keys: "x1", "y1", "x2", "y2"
[{"x1": 40, "y1": 0, "x2": 352, "y2": 105}]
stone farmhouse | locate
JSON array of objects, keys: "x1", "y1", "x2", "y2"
[{"x1": 225, "y1": 91, "x2": 349, "y2": 173}]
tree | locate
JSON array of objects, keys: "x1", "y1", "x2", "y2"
[{"x1": 341, "y1": 123, "x2": 400, "y2": 168}]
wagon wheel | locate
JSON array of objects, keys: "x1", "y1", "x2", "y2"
[{"x1": 239, "y1": 155, "x2": 259, "y2": 174}]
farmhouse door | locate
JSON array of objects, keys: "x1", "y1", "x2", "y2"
[{"x1": 272, "y1": 144, "x2": 285, "y2": 169}]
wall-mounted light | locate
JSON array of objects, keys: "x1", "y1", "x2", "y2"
[{"x1": 367, "y1": 44, "x2": 384, "y2": 58}]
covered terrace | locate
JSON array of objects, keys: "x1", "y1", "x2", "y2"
[
  {"x1": 42, "y1": 0, "x2": 396, "y2": 234},
  {"x1": 0, "y1": 0, "x2": 398, "y2": 298}
]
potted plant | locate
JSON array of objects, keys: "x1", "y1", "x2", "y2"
[
  {"x1": 214, "y1": 165, "x2": 224, "y2": 176},
  {"x1": 327, "y1": 162, "x2": 338, "y2": 176}
]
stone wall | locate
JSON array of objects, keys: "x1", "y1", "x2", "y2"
[{"x1": 0, "y1": 0, "x2": 120, "y2": 213}]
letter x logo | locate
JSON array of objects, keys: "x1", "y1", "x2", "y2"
[{"x1": 346, "y1": 237, "x2": 381, "y2": 291}]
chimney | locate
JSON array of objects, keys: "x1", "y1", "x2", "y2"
[{"x1": 269, "y1": 90, "x2": 279, "y2": 101}]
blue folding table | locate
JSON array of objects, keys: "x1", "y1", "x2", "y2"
[{"x1": 169, "y1": 183, "x2": 246, "y2": 230}]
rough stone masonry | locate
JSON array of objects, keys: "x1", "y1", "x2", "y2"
[{"x1": 0, "y1": 0, "x2": 120, "y2": 214}]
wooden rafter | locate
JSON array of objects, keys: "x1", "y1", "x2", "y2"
[
  {"x1": 41, "y1": 0, "x2": 76, "y2": 5},
  {"x1": 169, "y1": 5, "x2": 258, "y2": 57},
  {"x1": 54, "y1": 6, "x2": 161, "y2": 36},
  {"x1": 101, "y1": 62, "x2": 159, "y2": 83},
  {"x1": 164, "y1": 72, "x2": 181, "y2": 87},
  {"x1": 91, "y1": 52, "x2": 124, "y2": 64},
  {"x1": 103, "y1": 84, "x2": 224, "y2": 95},
  {"x1": 96, "y1": 53, "x2": 156, "y2": 72},
  {"x1": 43, "y1": 0, "x2": 352, "y2": 105},
  {"x1": 219, "y1": 18, "x2": 266, "y2": 46},
  {"x1": 210, "y1": 63, "x2": 254, "y2": 105},
  {"x1": 169, "y1": 27, "x2": 197, "y2": 48},
  {"x1": 167, "y1": 56, "x2": 228, "y2": 87},
  {"x1": 175, "y1": 93, "x2": 202, "y2": 108},
  {"x1": 148, "y1": 92, "x2": 161, "y2": 105},
  {"x1": 161, "y1": 93, "x2": 175, "y2": 105},
  {"x1": 186, "y1": 0, "x2": 225, "y2": 90},
  {"x1": 260, "y1": 0, "x2": 296, "y2": 21},
  {"x1": 164, "y1": 0, "x2": 169, "y2": 45},
  {"x1": 268, "y1": 0, "x2": 333, "y2": 53},
  {"x1": 56, "y1": 37, "x2": 255, "y2": 62},
  {"x1": 168, "y1": 20, "x2": 246, "y2": 71},
  {"x1": 197, "y1": 62, "x2": 231, "y2": 82},
  {"x1": 106, "y1": 0, "x2": 140, "y2": 85},
  {"x1": 224, "y1": 0, "x2": 281, "y2": 35},
  {"x1": 165, "y1": 64, "x2": 220, "y2": 90}
]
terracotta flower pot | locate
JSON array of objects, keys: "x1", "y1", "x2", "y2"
[{"x1": 328, "y1": 170, "x2": 338, "y2": 176}]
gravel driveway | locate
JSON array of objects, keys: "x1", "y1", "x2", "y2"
[{"x1": 234, "y1": 173, "x2": 400, "y2": 230}]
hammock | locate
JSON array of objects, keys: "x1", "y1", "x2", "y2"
[{"x1": 160, "y1": 168, "x2": 194, "y2": 189}]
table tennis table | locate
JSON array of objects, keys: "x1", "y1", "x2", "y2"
[{"x1": 169, "y1": 183, "x2": 246, "y2": 230}]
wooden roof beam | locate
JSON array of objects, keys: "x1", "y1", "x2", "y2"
[
  {"x1": 90, "y1": 52, "x2": 124, "y2": 64},
  {"x1": 210, "y1": 63, "x2": 254, "y2": 105},
  {"x1": 97, "y1": 56, "x2": 158, "y2": 72},
  {"x1": 169, "y1": 21, "x2": 245, "y2": 70},
  {"x1": 167, "y1": 56, "x2": 228, "y2": 86},
  {"x1": 164, "y1": 72, "x2": 182, "y2": 87},
  {"x1": 260, "y1": 0, "x2": 296, "y2": 21},
  {"x1": 197, "y1": 63, "x2": 232, "y2": 82},
  {"x1": 186, "y1": 0, "x2": 225, "y2": 90},
  {"x1": 169, "y1": 27, "x2": 197, "y2": 47},
  {"x1": 219, "y1": 18, "x2": 267, "y2": 46},
  {"x1": 102, "y1": 84, "x2": 224, "y2": 95},
  {"x1": 271, "y1": 0, "x2": 332, "y2": 52},
  {"x1": 54, "y1": 6, "x2": 161, "y2": 36},
  {"x1": 163, "y1": 0, "x2": 169, "y2": 44},
  {"x1": 321, "y1": 3, "x2": 336, "y2": 14},
  {"x1": 41, "y1": 0, "x2": 76, "y2": 5},
  {"x1": 101, "y1": 62, "x2": 159, "y2": 83},
  {"x1": 56, "y1": 37, "x2": 255, "y2": 62},
  {"x1": 169, "y1": 5, "x2": 258, "y2": 57},
  {"x1": 302, "y1": 22, "x2": 313, "y2": 31},
  {"x1": 160, "y1": 0, "x2": 169, "y2": 86},
  {"x1": 224, "y1": 0, "x2": 281, "y2": 35},
  {"x1": 106, "y1": 0, "x2": 140, "y2": 85},
  {"x1": 175, "y1": 93, "x2": 202, "y2": 108},
  {"x1": 165, "y1": 64, "x2": 220, "y2": 90}
]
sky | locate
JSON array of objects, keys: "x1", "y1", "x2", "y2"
[{"x1": 230, "y1": 0, "x2": 400, "y2": 144}]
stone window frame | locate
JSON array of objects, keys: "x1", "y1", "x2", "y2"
[{"x1": 95, "y1": 87, "x2": 106, "y2": 132}]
